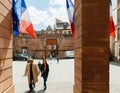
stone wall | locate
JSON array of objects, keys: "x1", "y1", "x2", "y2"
[
  {"x1": 0, "y1": 0, "x2": 14, "y2": 93},
  {"x1": 74, "y1": 0, "x2": 109, "y2": 93},
  {"x1": 13, "y1": 34, "x2": 74, "y2": 59}
]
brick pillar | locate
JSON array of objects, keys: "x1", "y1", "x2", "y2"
[
  {"x1": 0, "y1": 0, "x2": 14, "y2": 93},
  {"x1": 74, "y1": 0, "x2": 109, "y2": 93}
]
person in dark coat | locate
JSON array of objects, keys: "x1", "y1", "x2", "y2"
[
  {"x1": 56, "y1": 55, "x2": 59, "y2": 63},
  {"x1": 38, "y1": 61, "x2": 42, "y2": 72},
  {"x1": 41, "y1": 59, "x2": 49, "y2": 90}
]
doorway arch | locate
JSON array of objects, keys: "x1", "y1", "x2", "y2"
[{"x1": 45, "y1": 39, "x2": 58, "y2": 59}]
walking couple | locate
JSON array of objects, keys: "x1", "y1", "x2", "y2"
[{"x1": 24, "y1": 58, "x2": 49, "y2": 93}]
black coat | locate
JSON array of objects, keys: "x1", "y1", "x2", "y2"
[
  {"x1": 41, "y1": 63, "x2": 49, "y2": 78},
  {"x1": 38, "y1": 64, "x2": 42, "y2": 71}
]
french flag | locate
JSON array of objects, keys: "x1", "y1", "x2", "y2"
[
  {"x1": 12, "y1": 0, "x2": 36, "y2": 38},
  {"x1": 110, "y1": 0, "x2": 116, "y2": 38},
  {"x1": 66, "y1": 0, "x2": 75, "y2": 37}
]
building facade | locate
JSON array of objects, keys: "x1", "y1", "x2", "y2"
[
  {"x1": 112, "y1": 0, "x2": 120, "y2": 61},
  {"x1": 13, "y1": 20, "x2": 74, "y2": 59}
]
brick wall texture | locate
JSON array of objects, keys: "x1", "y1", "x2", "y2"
[
  {"x1": 0, "y1": 0, "x2": 14, "y2": 93},
  {"x1": 74, "y1": 0, "x2": 109, "y2": 93}
]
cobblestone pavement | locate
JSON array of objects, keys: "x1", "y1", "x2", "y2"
[
  {"x1": 13, "y1": 60, "x2": 120, "y2": 93},
  {"x1": 110, "y1": 62, "x2": 120, "y2": 93},
  {"x1": 13, "y1": 59, "x2": 74, "y2": 93}
]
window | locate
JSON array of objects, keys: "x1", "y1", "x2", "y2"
[
  {"x1": 63, "y1": 22, "x2": 68, "y2": 29},
  {"x1": 117, "y1": 28, "x2": 120, "y2": 40},
  {"x1": 57, "y1": 23, "x2": 63, "y2": 27}
]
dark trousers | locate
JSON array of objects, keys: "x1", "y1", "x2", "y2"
[
  {"x1": 29, "y1": 79, "x2": 35, "y2": 90},
  {"x1": 43, "y1": 76, "x2": 47, "y2": 87}
]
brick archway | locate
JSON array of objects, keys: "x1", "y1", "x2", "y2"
[{"x1": 45, "y1": 39, "x2": 58, "y2": 59}]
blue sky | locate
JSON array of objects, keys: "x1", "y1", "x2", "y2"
[
  {"x1": 25, "y1": 0, "x2": 50, "y2": 10},
  {"x1": 24, "y1": 0, "x2": 74, "y2": 31}
]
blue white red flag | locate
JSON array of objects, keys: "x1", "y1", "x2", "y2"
[
  {"x1": 66, "y1": 0, "x2": 74, "y2": 37},
  {"x1": 110, "y1": 0, "x2": 116, "y2": 38},
  {"x1": 12, "y1": 0, "x2": 36, "y2": 38}
]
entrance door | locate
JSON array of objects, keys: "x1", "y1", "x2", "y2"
[{"x1": 45, "y1": 39, "x2": 58, "y2": 59}]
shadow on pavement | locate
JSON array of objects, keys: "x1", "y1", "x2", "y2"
[
  {"x1": 110, "y1": 61, "x2": 120, "y2": 66},
  {"x1": 37, "y1": 89, "x2": 45, "y2": 93},
  {"x1": 24, "y1": 90, "x2": 37, "y2": 93}
]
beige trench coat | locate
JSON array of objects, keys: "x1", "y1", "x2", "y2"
[{"x1": 25, "y1": 63, "x2": 39, "y2": 84}]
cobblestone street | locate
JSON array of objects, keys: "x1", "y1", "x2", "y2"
[
  {"x1": 13, "y1": 59, "x2": 74, "y2": 93},
  {"x1": 13, "y1": 59, "x2": 120, "y2": 93}
]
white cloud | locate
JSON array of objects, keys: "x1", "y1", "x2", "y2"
[
  {"x1": 49, "y1": 0, "x2": 65, "y2": 6},
  {"x1": 48, "y1": 6, "x2": 69, "y2": 21},
  {"x1": 27, "y1": 6, "x2": 69, "y2": 30},
  {"x1": 27, "y1": 7, "x2": 49, "y2": 24},
  {"x1": 49, "y1": 0, "x2": 74, "y2": 6},
  {"x1": 25, "y1": 0, "x2": 75, "y2": 30}
]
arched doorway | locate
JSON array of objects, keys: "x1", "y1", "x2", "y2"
[{"x1": 45, "y1": 39, "x2": 58, "y2": 59}]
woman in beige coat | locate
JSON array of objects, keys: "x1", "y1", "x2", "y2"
[{"x1": 24, "y1": 58, "x2": 38, "y2": 92}]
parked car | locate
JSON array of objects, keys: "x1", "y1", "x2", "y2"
[{"x1": 13, "y1": 54, "x2": 28, "y2": 61}]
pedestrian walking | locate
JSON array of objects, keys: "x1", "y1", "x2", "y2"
[
  {"x1": 24, "y1": 58, "x2": 39, "y2": 93},
  {"x1": 38, "y1": 61, "x2": 42, "y2": 74},
  {"x1": 50, "y1": 54, "x2": 52, "y2": 60},
  {"x1": 41, "y1": 59, "x2": 49, "y2": 90},
  {"x1": 56, "y1": 55, "x2": 59, "y2": 63}
]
